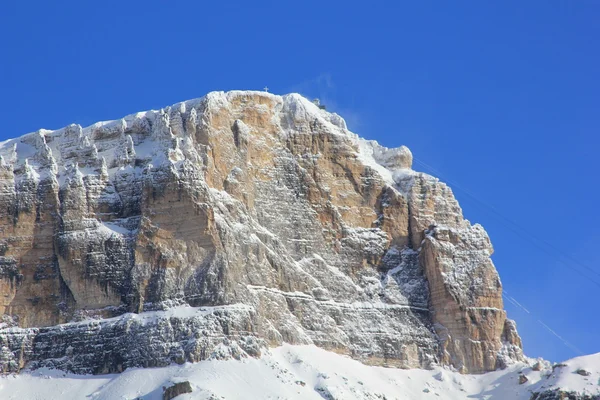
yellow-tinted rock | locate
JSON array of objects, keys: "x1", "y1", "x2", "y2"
[{"x1": 0, "y1": 91, "x2": 522, "y2": 373}]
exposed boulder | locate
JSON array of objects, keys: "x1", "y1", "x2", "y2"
[{"x1": 163, "y1": 381, "x2": 193, "y2": 400}]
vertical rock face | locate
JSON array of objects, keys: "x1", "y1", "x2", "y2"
[{"x1": 0, "y1": 91, "x2": 522, "y2": 374}]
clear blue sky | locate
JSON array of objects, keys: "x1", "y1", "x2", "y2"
[{"x1": 1, "y1": 1, "x2": 598, "y2": 362}]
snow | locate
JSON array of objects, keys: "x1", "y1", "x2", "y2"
[
  {"x1": 542, "y1": 353, "x2": 600, "y2": 394},
  {"x1": 1, "y1": 345, "x2": 597, "y2": 400},
  {"x1": 98, "y1": 221, "x2": 132, "y2": 236},
  {"x1": 354, "y1": 139, "x2": 395, "y2": 185},
  {"x1": 248, "y1": 283, "x2": 428, "y2": 313}
]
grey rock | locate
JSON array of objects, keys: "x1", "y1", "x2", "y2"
[
  {"x1": 531, "y1": 389, "x2": 600, "y2": 400},
  {"x1": 0, "y1": 91, "x2": 523, "y2": 374},
  {"x1": 163, "y1": 381, "x2": 193, "y2": 400}
]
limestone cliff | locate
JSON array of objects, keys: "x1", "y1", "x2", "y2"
[{"x1": 0, "y1": 91, "x2": 522, "y2": 374}]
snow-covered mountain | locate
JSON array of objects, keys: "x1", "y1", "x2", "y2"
[{"x1": 0, "y1": 90, "x2": 595, "y2": 399}]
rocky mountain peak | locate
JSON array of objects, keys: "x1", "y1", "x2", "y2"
[{"x1": 0, "y1": 90, "x2": 522, "y2": 374}]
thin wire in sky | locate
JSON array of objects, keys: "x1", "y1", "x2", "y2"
[
  {"x1": 502, "y1": 291, "x2": 584, "y2": 356},
  {"x1": 412, "y1": 156, "x2": 593, "y2": 357},
  {"x1": 412, "y1": 157, "x2": 600, "y2": 288}
]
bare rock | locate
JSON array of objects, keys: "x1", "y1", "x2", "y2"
[
  {"x1": 531, "y1": 389, "x2": 600, "y2": 400},
  {"x1": 576, "y1": 368, "x2": 591, "y2": 376},
  {"x1": 519, "y1": 373, "x2": 529, "y2": 384},
  {"x1": 163, "y1": 381, "x2": 193, "y2": 400},
  {"x1": 0, "y1": 90, "x2": 523, "y2": 374}
]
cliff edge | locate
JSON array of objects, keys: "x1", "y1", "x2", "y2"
[{"x1": 0, "y1": 91, "x2": 522, "y2": 374}]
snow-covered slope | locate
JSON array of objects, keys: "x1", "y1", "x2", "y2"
[{"x1": 1, "y1": 344, "x2": 598, "y2": 400}]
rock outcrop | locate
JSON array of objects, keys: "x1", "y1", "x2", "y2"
[
  {"x1": 531, "y1": 390, "x2": 600, "y2": 400},
  {"x1": 0, "y1": 91, "x2": 523, "y2": 374},
  {"x1": 163, "y1": 381, "x2": 193, "y2": 400}
]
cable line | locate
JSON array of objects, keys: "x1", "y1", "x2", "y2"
[
  {"x1": 503, "y1": 291, "x2": 584, "y2": 356},
  {"x1": 412, "y1": 157, "x2": 600, "y2": 288},
  {"x1": 410, "y1": 157, "x2": 590, "y2": 357}
]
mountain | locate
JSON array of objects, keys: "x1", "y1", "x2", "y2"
[{"x1": 0, "y1": 90, "x2": 595, "y2": 399}]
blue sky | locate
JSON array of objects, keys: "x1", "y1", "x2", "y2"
[{"x1": 1, "y1": 1, "x2": 598, "y2": 362}]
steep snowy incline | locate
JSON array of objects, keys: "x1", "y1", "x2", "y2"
[{"x1": 0, "y1": 344, "x2": 598, "y2": 400}]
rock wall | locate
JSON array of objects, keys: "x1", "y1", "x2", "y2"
[
  {"x1": 0, "y1": 305, "x2": 261, "y2": 374},
  {"x1": 0, "y1": 91, "x2": 522, "y2": 373}
]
